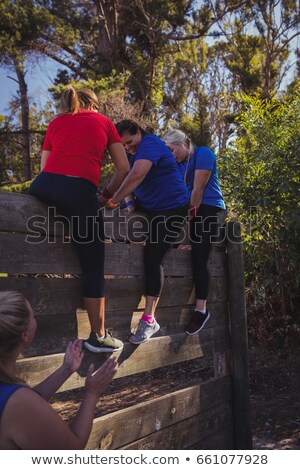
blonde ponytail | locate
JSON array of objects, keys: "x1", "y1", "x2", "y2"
[
  {"x1": 0, "y1": 291, "x2": 30, "y2": 384},
  {"x1": 58, "y1": 85, "x2": 80, "y2": 115}
]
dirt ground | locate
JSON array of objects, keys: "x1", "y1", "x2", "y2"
[
  {"x1": 248, "y1": 345, "x2": 300, "y2": 450},
  {"x1": 52, "y1": 344, "x2": 300, "y2": 450}
]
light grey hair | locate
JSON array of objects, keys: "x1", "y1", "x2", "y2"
[{"x1": 163, "y1": 129, "x2": 194, "y2": 155}]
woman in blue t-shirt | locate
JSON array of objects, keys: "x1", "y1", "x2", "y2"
[
  {"x1": 0, "y1": 291, "x2": 117, "y2": 449},
  {"x1": 111, "y1": 120, "x2": 190, "y2": 345},
  {"x1": 164, "y1": 130, "x2": 226, "y2": 336}
]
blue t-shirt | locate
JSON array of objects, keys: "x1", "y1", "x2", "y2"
[
  {"x1": 0, "y1": 383, "x2": 23, "y2": 418},
  {"x1": 133, "y1": 134, "x2": 189, "y2": 211},
  {"x1": 177, "y1": 146, "x2": 225, "y2": 209}
]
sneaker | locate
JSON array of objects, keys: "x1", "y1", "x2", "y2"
[
  {"x1": 185, "y1": 310, "x2": 210, "y2": 335},
  {"x1": 84, "y1": 330, "x2": 123, "y2": 353},
  {"x1": 129, "y1": 319, "x2": 160, "y2": 345}
]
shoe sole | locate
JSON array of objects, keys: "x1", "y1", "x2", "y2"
[
  {"x1": 185, "y1": 313, "x2": 211, "y2": 336},
  {"x1": 129, "y1": 324, "x2": 160, "y2": 345},
  {"x1": 84, "y1": 341, "x2": 123, "y2": 353}
]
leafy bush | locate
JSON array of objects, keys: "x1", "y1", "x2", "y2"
[{"x1": 220, "y1": 88, "x2": 300, "y2": 347}]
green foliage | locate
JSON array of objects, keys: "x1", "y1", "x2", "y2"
[
  {"x1": 1, "y1": 180, "x2": 32, "y2": 193},
  {"x1": 221, "y1": 88, "x2": 300, "y2": 346},
  {"x1": 49, "y1": 73, "x2": 131, "y2": 102}
]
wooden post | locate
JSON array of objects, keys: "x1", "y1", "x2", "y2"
[{"x1": 227, "y1": 221, "x2": 252, "y2": 449}]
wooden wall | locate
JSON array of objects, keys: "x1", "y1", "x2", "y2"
[{"x1": 0, "y1": 190, "x2": 252, "y2": 449}]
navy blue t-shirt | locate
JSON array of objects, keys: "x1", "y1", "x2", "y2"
[
  {"x1": 177, "y1": 146, "x2": 225, "y2": 209},
  {"x1": 134, "y1": 134, "x2": 189, "y2": 211}
]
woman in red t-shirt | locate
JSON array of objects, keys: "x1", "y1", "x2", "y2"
[{"x1": 29, "y1": 86, "x2": 129, "y2": 353}]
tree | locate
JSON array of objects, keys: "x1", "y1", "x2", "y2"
[{"x1": 211, "y1": 0, "x2": 300, "y2": 98}]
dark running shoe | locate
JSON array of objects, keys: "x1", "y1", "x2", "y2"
[
  {"x1": 185, "y1": 310, "x2": 211, "y2": 335},
  {"x1": 84, "y1": 330, "x2": 123, "y2": 353}
]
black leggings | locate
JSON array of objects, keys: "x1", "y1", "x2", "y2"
[
  {"x1": 190, "y1": 204, "x2": 224, "y2": 300},
  {"x1": 143, "y1": 206, "x2": 188, "y2": 297},
  {"x1": 28, "y1": 172, "x2": 105, "y2": 298}
]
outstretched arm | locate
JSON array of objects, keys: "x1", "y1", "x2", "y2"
[
  {"x1": 111, "y1": 159, "x2": 152, "y2": 204},
  {"x1": 4, "y1": 357, "x2": 118, "y2": 449},
  {"x1": 105, "y1": 143, "x2": 130, "y2": 194}
]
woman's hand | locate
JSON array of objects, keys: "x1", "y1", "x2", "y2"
[
  {"x1": 123, "y1": 204, "x2": 135, "y2": 214},
  {"x1": 63, "y1": 339, "x2": 84, "y2": 374},
  {"x1": 85, "y1": 357, "x2": 118, "y2": 398},
  {"x1": 97, "y1": 194, "x2": 108, "y2": 207}
]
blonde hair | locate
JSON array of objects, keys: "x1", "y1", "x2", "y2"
[
  {"x1": 0, "y1": 291, "x2": 30, "y2": 384},
  {"x1": 77, "y1": 89, "x2": 100, "y2": 111},
  {"x1": 163, "y1": 129, "x2": 194, "y2": 156},
  {"x1": 58, "y1": 85, "x2": 100, "y2": 115}
]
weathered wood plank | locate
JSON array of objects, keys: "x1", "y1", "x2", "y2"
[
  {"x1": 121, "y1": 401, "x2": 232, "y2": 450},
  {"x1": 227, "y1": 222, "x2": 252, "y2": 450},
  {"x1": 0, "y1": 191, "x2": 48, "y2": 234},
  {"x1": 0, "y1": 232, "x2": 226, "y2": 276},
  {"x1": 86, "y1": 376, "x2": 231, "y2": 449},
  {"x1": 186, "y1": 426, "x2": 234, "y2": 450},
  {"x1": 16, "y1": 327, "x2": 230, "y2": 391},
  {"x1": 214, "y1": 350, "x2": 233, "y2": 378},
  {"x1": 0, "y1": 276, "x2": 227, "y2": 316},
  {"x1": 19, "y1": 301, "x2": 228, "y2": 358},
  {"x1": 0, "y1": 191, "x2": 227, "y2": 246}
]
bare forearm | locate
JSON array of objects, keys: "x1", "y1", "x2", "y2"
[
  {"x1": 68, "y1": 392, "x2": 98, "y2": 448},
  {"x1": 34, "y1": 365, "x2": 72, "y2": 401},
  {"x1": 106, "y1": 167, "x2": 130, "y2": 195},
  {"x1": 111, "y1": 173, "x2": 144, "y2": 204},
  {"x1": 41, "y1": 150, "x2": 51, "y2": 171},
  {"x1": 190, "y1": 188, "x2": 204, "y2": 208}
]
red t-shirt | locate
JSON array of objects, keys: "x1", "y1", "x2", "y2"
[{"x1": 42, "y1": 110, "x2": 122, "y2": 187}]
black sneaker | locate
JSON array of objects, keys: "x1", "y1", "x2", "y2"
[
  {"x1": 185, "y1": 310, "x2": 210, "y2": 335},
  {"x1": 84, "y1": 330, "x2": 123, "y2": 353}
]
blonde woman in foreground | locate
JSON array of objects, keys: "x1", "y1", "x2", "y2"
[{"x1": 0, "y1": 291, "x2": 117, "y2": 450}]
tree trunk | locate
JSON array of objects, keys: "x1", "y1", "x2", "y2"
[
  {"x1": 94, "y1": 0, "x2": 119, "y2": 74},
  {"x1": 14, "y1": 58, "x2": 31, "y2": 181}
]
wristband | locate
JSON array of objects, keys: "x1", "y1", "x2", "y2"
[
  {"x1": 107, "y1": 198, "x2": 119, "y2": 209},
  {"x1": 102, "y1": 187, "x2": 113, "y2": 200},
  {"x1": 125, "y1": 200, "x2": 135, "y2": 208}
]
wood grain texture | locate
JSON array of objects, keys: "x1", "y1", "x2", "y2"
[
  {"x1": 17, "y1": 327, "x2": 230, "y2": 390},
  {"x1": 86, "y1": 376, "x2": 231, "y2": 449},
  {"x1": 227, "y1": 221, "x2": 252, "y2": 450},
  {"x1": 0, "y1": 232, "x2": 226, "y2": 276}
]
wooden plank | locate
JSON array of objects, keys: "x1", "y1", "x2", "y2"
[
  {"x1": 23, "y1": 314, "x2": 78, "y2": 358},
  {"x1": 0, "y1": 277, "x2": 82, "y2": 315},
  {"x1": 0, "y1": 191, "x2": 226, "y2": 246},
  {"x1": 0, "y1": 232, "x2": 226, "y2": 276},
  {"x1": 0, "y1": 232, "x2": 81, "y2": 274},
  {"x1": 77, "y1": 302, "x2": 229, "y2": 346},
  {"x1": 19, "y1": 301, "x2": 228, "y2": 358},
  {"x1": 187, "y1": 426, "x2": 234, "y2": 450},
  {"x1": 214, "y1": 350, "x2": 233, "y2": 378},
  {"x1": 0, "y1": 191, "x2": 49, "y2": 234},
  {"x1": 227, "y1": 221, "x2": 252, "y2": 450},
  {"x1": 0, "y1": 276, "x2": 227, "y2": 316},
  {"x1": 121, "y1": 401, "x2": 232, "y2": 449},
  {"x1": 86, "y1": 376, "x2": 232, "y2": 449},
  {"x1": 16, "y1": 327, "x2": 230, "y2": 390}
]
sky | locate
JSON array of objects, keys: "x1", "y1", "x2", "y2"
[{"x1": 0, "y1": 57, "x2": 60, "y2": 115}]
